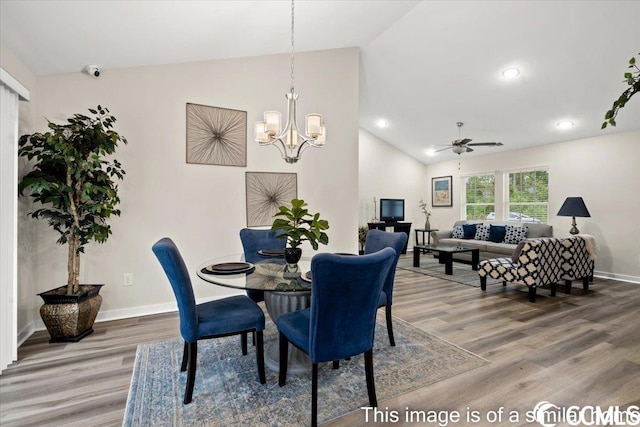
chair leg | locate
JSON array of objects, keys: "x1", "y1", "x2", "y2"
[
  {"x1": 364, "y1": 349, "x2": 377, "y2": 407},
  {"x1": 528, "y1": 286, "x2": 537, "y2": 303},
  {"x1": 256, "y1": 330, "x2": 266, "y2": 384},
  {"x1": 184, "y1": 342, "x2": 197, "y2": 404},
  {"x1": 252, "y1": 331, "x2": 256, "y2": 346},
  {"x1": 180, "y1": 340, "x2": 189, "y2": 372},
  {"x1": 312, "y1": 363, "x2": 319, "y2": 427},
  {"x1": 385, "y1": 304, "x2": 395, "y2": 346},
  {"x1": 583, "y1": 276, "x2": 589, "y2": 291},
  {"x1": 565, "y1": 280, "x2": 572, "y2": 294},
  {"x1": 480, "y1": 276, "x2": 487, "y2": 290},
  {"x1": 550, "y1": 283, "x2": 557, "y2": 297},
  {"x1": 278, "y1": 331, "x2": 288, "y2": 387},
  {"x1": 241, "y1": 332, "x2": 248, "y2": 356},
  {"x1": 332, "y1": 360, "x2": 340, "y2": 369}
]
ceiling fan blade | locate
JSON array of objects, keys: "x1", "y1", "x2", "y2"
[
  {"x1": 434, "y1": 146, "x2": 453, "y2": 153},
  {"x1": 459, "y1": 138, "x2": 473, "y2": 144},
  {"x1": 466, "y1": 147, "x2": 474, "y2": 152},
  {"x1": 466, "y1": 142, "x2": 503, "y2": 147}
]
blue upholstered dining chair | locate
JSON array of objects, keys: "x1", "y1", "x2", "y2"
[
  {"x1": 240, "y1": 228, "x2": 286, "y2": 303},
  {"x1": 363, "y1": 229, "x2": 408, "y2": 346},
  {"x1": 276, "y1": 248, "x2": 396, "y2": 427},
  {"x1": 152, "y1": 237, "x2": 266, "y2": 404}
]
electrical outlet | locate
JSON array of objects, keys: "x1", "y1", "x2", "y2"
[{"x1": 123, "y1": 273, "x2": 133, "y2": 287}]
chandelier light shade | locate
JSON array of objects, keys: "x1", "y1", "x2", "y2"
[
  {"x1": 557, "y1": 196, "x2": 591, "y2": 235},
  {"x1": 254, "y1": 0, "x2": 326, "y2": 164}
]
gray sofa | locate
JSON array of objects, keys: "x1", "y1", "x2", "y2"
[{"x1": 430, "y1": 220, "x2": 553, "y2": 262}]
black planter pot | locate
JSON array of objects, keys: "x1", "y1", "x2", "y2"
[
  {"x1": 284, "y1": 247, "x2": 302, "y2": 265},
  {"x1": 38, "y1": 284, "x2": 103, "y2": 343}
]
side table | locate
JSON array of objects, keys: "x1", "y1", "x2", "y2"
[{"x1": 415, "y1": 228, "x2": 438, "y2": 246}]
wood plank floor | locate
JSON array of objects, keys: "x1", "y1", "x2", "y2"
[{"x1": 2, "y1": 256, "x2": 639, "y2": 426}]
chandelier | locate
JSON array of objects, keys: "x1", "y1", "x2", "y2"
[{"x1": 253, "y1": 0, "x2": 325, "y2": 164}]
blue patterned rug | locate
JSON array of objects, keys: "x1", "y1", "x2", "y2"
[{"x1": 123, "y1": 314, "x2": 488, "y2": 426}]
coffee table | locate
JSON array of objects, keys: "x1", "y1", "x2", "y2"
[{"x1": 413, "y1": 244, "x2": 480, "y2": 275}]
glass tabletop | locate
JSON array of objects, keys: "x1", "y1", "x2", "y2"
[{"x1": 196, "y1": 253, "x2": 312, "y2": 292}]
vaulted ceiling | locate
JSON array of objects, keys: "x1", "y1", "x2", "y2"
[{"x1": 2, "y1": 0, "x2": 639, "y2": 164}]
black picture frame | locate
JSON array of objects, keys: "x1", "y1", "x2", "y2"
[{"x1": 432, "y1": 175, "x2": 453, "y2": 207}]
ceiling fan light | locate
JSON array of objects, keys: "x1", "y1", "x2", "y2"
[{"x1": 452, "y1": 146, "x2": 466, "y2": 154}]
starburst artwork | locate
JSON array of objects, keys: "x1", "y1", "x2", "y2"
[
  {"x1": 245, "y1": 172, "x2": 297, "y2": 226},
  {"x1": 186, "y1": 103, "x2": 247, "y2": 166}
]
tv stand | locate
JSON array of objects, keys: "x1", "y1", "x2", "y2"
[{"x1": 367, "y1": 222, "x2": 412, "y2": 254}]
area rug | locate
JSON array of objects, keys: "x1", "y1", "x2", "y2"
[
  {"x1": 123, "y1": 314, "x2": 488, "y2": 426},
  {"x1": 397, "y1": 255, "x2": 502, "y2": 287}
]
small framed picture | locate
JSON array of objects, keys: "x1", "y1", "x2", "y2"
[{"x1": 432, "y1": 175, "x2": 453, "y2": 207}]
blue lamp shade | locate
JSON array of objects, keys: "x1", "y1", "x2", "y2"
[
  {"x1": 557, "y1": 197, "x2": 590, "y2": 235},
  {"x1": 557, "y1": 197, "x2": 591, "y2": 218}
]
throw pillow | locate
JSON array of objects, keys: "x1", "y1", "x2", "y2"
[
  {"x1": 462, "y1": 224, "x2": 477, "y2": 239},
  {"x1": 452, "y1": 225, "x2": 464, "y2": 238},
  {"x1": 504, "y1": 224, "x2": 529, "y2": 244},
  {"x1": 488, "y1": 225, "x2": 507, "y2": 243},
  {"x1": 474, "y1": 224, "x2": 489, "y2": 241}
]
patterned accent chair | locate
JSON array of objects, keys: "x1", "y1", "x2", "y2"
[
  {"x1": 561, "y1": 236, "x2": 594, "y2": 294},
  {"x1": 478, "y1": 238, "x2": 566, "y2": 302}
]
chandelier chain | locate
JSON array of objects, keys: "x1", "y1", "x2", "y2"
[{"x1": 290, "y1": 0, "x2": 295, "y2": 92}]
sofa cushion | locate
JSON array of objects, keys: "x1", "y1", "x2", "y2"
[
  {"x1": 452, "y1": 225, "x2": 464, "y2": 238},
  {"x1": 462, "y1": 224, "x2": 477, "y2": 239},
  {"x1": 474, "y1": 224, "x2": 490, "y2": 241},
  {"x1": 488, "y1": 225, "x2": 506, "y2": 243},
  {"x1": 439, "y1": 238, "x2": 488, "y2": 252},
  {"x1": 504, "y1": 224, "x2": 528, "y2": 244}
]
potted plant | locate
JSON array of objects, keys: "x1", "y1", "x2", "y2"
[
  {"x1": 271, "y1": 198, "x2": 329, "y2": 266},
  {"x1": 18, "y1": 106, "x2": 127, "y2": 342},
  {"x1": 358, "y1": 225, "x2": 368, "y2": 255}
]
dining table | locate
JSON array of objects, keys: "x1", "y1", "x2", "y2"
[{"x1": 196, "y1": 253, "x2": 313, "y2": 374}]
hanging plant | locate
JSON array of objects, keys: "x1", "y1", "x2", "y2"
[{"x1": 602, "y1": 53, "x2": 640, "y2": 128}]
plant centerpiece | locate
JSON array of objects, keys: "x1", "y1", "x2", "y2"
[
  {"x1": 271, "y1": 198, "x2": 329, "y2": 266},
  {"x1": 418, "y1": 199, "x2": 432, "y2": 229},
  {"x1": 18, "y1": 106, "x2": 127, "y2": 342}
]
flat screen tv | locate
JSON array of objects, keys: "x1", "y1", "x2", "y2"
[{"x1": 380, "y1": 198, "x2": 404, "y2": 223}]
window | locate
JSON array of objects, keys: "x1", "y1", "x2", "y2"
[
  {"x1": 507, "y1": 168, "x2": 549, "y2": 224},
  {"x1": 464, "y1": 174, "x2": 495, "y2": 221}
]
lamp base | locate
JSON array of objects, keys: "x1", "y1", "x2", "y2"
[{"x1": 569, "y1": 217, "x2": 580, "y2": 235}]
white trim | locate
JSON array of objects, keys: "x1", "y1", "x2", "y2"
[
  {"x1": 594, "y1": 272, "x2": 640, "y2": 285},
  {"x1": 0, "y1": 68, "x2": 30, "y2": 101}
]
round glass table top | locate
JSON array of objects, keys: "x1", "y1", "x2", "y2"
[{"x1": 196, "y1": 254, "x2": 312, "y2": 292}]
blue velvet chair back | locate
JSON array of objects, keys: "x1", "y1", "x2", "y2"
[
  {"x1": 239, "y1": 228, "x2": 286, "y2": 263},
  {"x1": 363, "y1": 229, "x2": 408, "y2": 305},
  {"x1": 309, "y1": 248, "x2": 396, "y2": 362},
  {"x1": 152, "y1": 237, "x2": 199, "y2": 342}
]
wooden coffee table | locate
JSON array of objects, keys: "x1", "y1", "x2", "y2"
[{"x1": 413, "y1": 244, "x2": 480, "y2": 275}]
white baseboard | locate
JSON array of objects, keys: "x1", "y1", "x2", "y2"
[{"x1": 594, "y1": 271, "x2": 640, "y2": 284}]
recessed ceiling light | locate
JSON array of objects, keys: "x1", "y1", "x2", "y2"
[
  {"x1": 556, "y1": 121, "x2": 574, "y2": 129},
  {"x1": 502, "y1": 68, "x2": 520, "y2": 79},
  {"x1": 375, "y1": 118, "x2": 389, "y2": 128}
]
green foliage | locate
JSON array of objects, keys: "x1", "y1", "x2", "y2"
[
  {"x1": 602, "y1": 53, "x2": 640, "y2": 129},
  {"x1": 271, "y1": 198, "x2": 329, "y2": 250},
  {"x1": 358, "y1": 225, "x2": 368, "y2": 251},
  {"x1": 18, "y1": 106, "x2": 127, "y2": 292}
]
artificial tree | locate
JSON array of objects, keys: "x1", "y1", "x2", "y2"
[
  {"x1": 602, "y1": 53, "x2": 639, "y2": 128},
  {"x1": 18, "y1": 106, "x2": 127, "y2": 295}
]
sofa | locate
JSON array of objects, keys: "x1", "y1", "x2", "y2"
[
  {"x1": 477, "y1": 236, "x2": 594, "y2": 302},
  {"x1": 430, "y1": 220, "x2": 553, "y2": 262}
]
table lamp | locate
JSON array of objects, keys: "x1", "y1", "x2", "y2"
[{"x1": 557, "y1": 197, "x2": 590, "y2": 235}]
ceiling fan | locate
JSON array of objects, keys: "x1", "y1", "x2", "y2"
[{"x1": 436, "y1": 122, "x2": 503, "y2": 155}]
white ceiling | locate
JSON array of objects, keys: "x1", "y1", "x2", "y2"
[{"x1": 2, "y1": 0, "x2": 639, "y2": 164}]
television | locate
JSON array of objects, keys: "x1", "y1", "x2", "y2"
[{"x1": 380, "y1": 198, "x2": 405, "y2": 223}]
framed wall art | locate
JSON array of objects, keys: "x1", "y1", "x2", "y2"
[
  {"x1": 432, "y1": 175, "x2": 453, "y2": 207},
  {"x1": 245, "y1": 172, "x2": 297, "y2": 226},
  {"x1": 186, "y1": 103, "x2": 247, "y2": 166}
]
